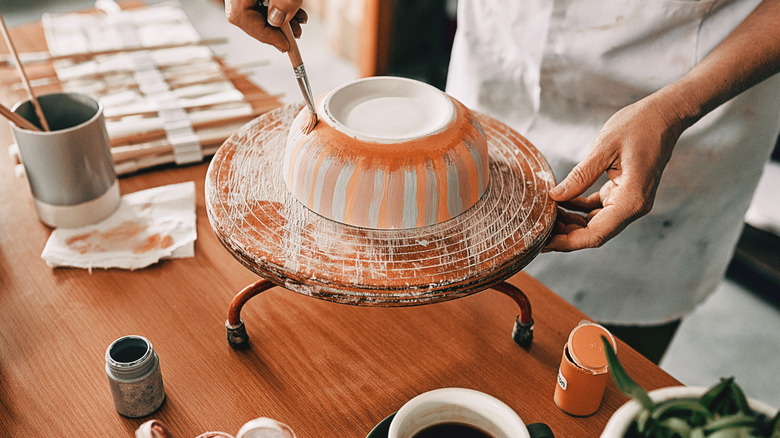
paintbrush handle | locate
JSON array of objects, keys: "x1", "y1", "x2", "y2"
[
  {"x1": 280, "y1": 23, "x2": 316, "y2": 115},
  {"x1": 0, "y1": 14, "x2": 50, "y2": 131},
  {"x1": 0, "y1": 103, "x2": 41, "y2": 131},
  {"x1": 281, "y1": 23, "x2": 304, "y2": 68}
]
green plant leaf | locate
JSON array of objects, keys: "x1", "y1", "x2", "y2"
[
  {"x1": 704, "y1": 413, "x2": 757, "y2": 433},
  {"x1": 657, "y1": 417, "x2": 692, "y2": 437},
  {"x1": 701, "y1": 377, "x2": 754, "y2": 417},
  {"x1": 651, "y1": 399, "x2": 711, "y2": 427},
  {"x1": 769, "y1": 412, "x2": 780, "y2": 438},
  {"x1": 636, "y1": 408, "x2": 652, "y2": 434},
  {"x1": 701, "y1": 378, "x2": 733, "y2": 413},
  {"x1": 707, "y1": 427, "x2": 757, "y2": 438},
  {"x1": 728, "y1": 380, "x2": 753, "y2": 416},
  {"x1": 601, "y1": 336, "x2": 654, "y2": 411}
]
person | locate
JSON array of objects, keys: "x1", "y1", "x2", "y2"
[{"x1": 226, "y1": 0, "x2": 780, "y2": 363}]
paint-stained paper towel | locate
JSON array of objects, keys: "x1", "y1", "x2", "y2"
[{"x1": 42, "y1": 181, "x2": 196, "y2": 270}]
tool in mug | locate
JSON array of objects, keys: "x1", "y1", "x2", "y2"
[{"x1": 0, "y1": 12, "x2": 50, "y2": 130}]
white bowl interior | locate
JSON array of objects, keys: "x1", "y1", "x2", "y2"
[{"x1": 322, "y1": 76, "x2": 455, "y2": 143}]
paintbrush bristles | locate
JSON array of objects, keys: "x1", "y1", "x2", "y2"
[{"x1": 300, "y1": 110, "x2": 317, "y2": 135}]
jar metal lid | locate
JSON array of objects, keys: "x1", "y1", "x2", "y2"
[{"x1": 567, "y1": 322, "x2": 616, "y2": 373}]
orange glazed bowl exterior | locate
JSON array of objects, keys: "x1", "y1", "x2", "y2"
[{"x1": 283, "y1": 76, "x2": 489, "y2": 230}]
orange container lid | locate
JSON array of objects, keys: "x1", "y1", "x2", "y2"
[{"x1": 567, "y1": 322, "x2": 616, "y2": 373}]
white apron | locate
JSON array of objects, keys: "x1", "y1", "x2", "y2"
[{"x1": 447, "y1": 0, "x2": 780, "y2": 324}]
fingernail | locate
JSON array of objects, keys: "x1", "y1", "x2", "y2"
[
  {"x1": 268, "y1": 8, "x2": 284, "y2": 27},
  {"x1": 549, "y1": 184, "x2": 565, "y2": 197}
]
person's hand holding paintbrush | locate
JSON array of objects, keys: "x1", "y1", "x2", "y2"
[{"x1": 226, "y1": 0, "x2": 318, "y2": 133}]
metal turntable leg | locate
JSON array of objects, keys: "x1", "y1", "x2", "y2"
[
  {"x1": 225, "y1": 279, "x2": 275, "y2": 348},
  {"x1": 490, "y1": 281, "x2": 534, "y2": 347},
  {"x1": 226, "y1": 279, "x2": 533, "y2": 348}
]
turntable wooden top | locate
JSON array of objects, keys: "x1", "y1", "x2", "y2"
[{"x1": 206, "y1": 104, "x2": 557, "y2": 306}]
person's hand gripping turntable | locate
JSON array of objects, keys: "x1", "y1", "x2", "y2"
[{"x1": 206, "y1": 76, "x2": 557, "y2": 348}]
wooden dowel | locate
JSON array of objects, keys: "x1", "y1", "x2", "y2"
[
  {"x1": 2, "y1": 55, "x2": 271, "y2": 84},
  {"x1": 20, "y1": 63, "x2": 263, "y2": 89},
  {"x1": 0, "y1": 102, "x2": 41, "y2": 131},
  {"x1": 111, "y1": 130, "x2": 230, "y2": 163},
  {"x1": 0, "y1": 14, "x2": 50, "y2": 131},
  {"x1": 112, "y1": 141, "x2": 223, "y2": 176},
  {"x1": 109, "y1": 110, "x2": 268, "y2": 147},
  {"x1": 48, "y1": 73, "x2": 244, "y2": 97},
  {"x1": 0, "y1": 38, "x2": 228, "y2": 66},
  {"x1": 105, "y1": 94, "x2": 281, "y2": 120}
]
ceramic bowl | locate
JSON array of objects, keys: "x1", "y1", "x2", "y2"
[
  {"x1": 283, "y1": 76, "x2": 489, "y2": 229},
  {"x1": 387, "y1": 388, "x2": 530, "y2": 438},
  {"x1": 600, "y1": 386, "x2": 778, "y2": 437}
]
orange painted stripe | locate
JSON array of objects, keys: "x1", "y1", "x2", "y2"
[
  {"x1": 431, "y1": 156, "x2": 450, "y2": 223},
  {"x1": 386, "y1": 168, "x2": 405, "y2": 228},
  {"x1": 376, "y1": 170, "x2": 389, "y2": 229},
  {"x1": 342, "y1": 161, "x2": 362, "y2": 225},
  {"x1": 354, "y1": 166, "x2": 376, "y2": 227},
  {"x1": 306, "y1": 144, "x2": 329, "y2": 208},
  {"x1": 454, "y1": 140, "x2": 479, "y2": 206}
]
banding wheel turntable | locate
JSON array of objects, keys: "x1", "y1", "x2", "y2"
[{"x1": 206, "y1": 78, "x2": 557, "y2": 349}]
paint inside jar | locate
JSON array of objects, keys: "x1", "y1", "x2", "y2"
[{"x1": 109, "y1": 337, "x2": 149, "y2": 364}]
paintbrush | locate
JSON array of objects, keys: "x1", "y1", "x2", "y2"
[
  {"x1": 0, "y1": 101, "x2": 41, "y2": 131},
  {"x1": 279, "y1": 22, "x2": 317, "y2": 134},
  {"x1": 0, "y1": 13, "x2": 50, "y2": 131}
]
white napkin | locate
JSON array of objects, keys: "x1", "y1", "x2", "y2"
[
  {"x1": 42, "y1": 181, "x2": 197, "y2": 270},
  {"x1": 745, "y1": 161, "x2": 780, "y2": 236}
]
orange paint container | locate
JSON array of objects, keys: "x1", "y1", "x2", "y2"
[{"x1": 554, "y1": 321, "x2": 616, "y2": 417}]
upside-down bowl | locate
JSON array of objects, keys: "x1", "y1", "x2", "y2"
[{"x1": 283, "y1": 76, "x2": 489, "y2": 229}]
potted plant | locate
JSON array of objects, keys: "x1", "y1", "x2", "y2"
[{"x1": 600, "y1": 337, "x2": 779, "y2": 438}]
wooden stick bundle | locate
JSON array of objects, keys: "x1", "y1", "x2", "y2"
[
  {"x1": 42, "y1": 72, "x2": 249, "y2": 97},
  {"x1": 0, "y1": 37, "x2": 228, "y2": 66},
  {"x1": 19, "y1": 63, "x2": 263, "y2": 90},
  {"x1": 0, "y1": 14, "x2": 50, "y2": 130},
  {"x1": 105, "y1": 93, "x2": 281, "y2": 120},
  {"x1": 109, "y1": 108, "x2": 273, "y2": 147},
  {"x1": 13, "y1": 59, "x2": 270, "y2": 85}
]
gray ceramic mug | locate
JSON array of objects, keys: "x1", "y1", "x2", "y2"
[{"x1": 12, "y1": 92, "x2": 119, "y2": 228}]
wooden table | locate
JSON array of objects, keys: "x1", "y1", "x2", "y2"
[{"x1": 0, "y1": 14, "x2": 680, "y2": 438}]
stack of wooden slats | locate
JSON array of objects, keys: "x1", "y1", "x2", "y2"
[{"x1": 5, "y1": 0, "x2": 281, "y2": 176}]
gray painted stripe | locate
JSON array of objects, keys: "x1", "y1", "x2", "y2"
[
  {"x1": 368, "y1": 169, "x2": 385, "y2": 228},
  {"x1": 402, "y1": 169, "x2": 418, "y2": 228},
  {"x1": 332, "y1": 161, "x2": 356, "y2": 223}
]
